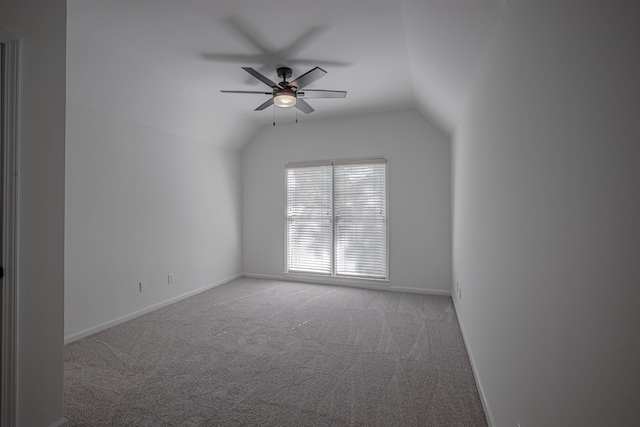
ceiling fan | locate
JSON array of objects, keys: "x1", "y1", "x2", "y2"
[{"x1": 221, "y1": 66, "x2": 347, "y2": 114}]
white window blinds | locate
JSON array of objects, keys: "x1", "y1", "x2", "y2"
[
  {"x1": 334, "y1": 161, "x2": 387, "y2": 279},
  {"x1": 286, "y1": 159, "x2": 387, "y2": 280},
  {"x1": 286, "y1": 165, "x2": 333, "y2": 274}
]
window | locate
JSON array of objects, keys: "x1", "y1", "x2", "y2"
[{"x1": 286, "y1": 159, "x2": 387, "y2": 280}]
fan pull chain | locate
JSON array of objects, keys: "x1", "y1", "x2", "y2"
[
  {"x1": 273, "y1": 104, "x2": 276, "y2": 126},
  {"x1": 296, "y1": 106, "x2": 298, "y2": 124}
]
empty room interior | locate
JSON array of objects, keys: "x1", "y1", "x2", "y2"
[{"x1": 1, "y1": 0, "x2": 639, "y2": 426}]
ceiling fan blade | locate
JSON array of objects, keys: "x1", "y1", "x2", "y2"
[
  {"x1": 202, "y1": 53, "x2": 272, "y2": 64},
  {"x1": 276, "y1": 26, "x2": 324, "y2": 59},
  {"x1": 290, "y1": 66, "x2": 326, "y2": 90},
  {"x1": 242, "y1": 67, "x2": 282, "y2": 89},
  {"x1": 295, "y1": 98, "x2": 315, "y2": 114},
  {"x1": 220, "y1": 90, "x2": 272, "y2": 95},
  {"x1": 255, "y1": 98, "x2": 274, "y2": 111},
  {"x1": 225, "y1": 16, "x2": 274, "y2": 57},
  {"x1": 287, "y1": 58, "x2": 351, "y2": 68},
  {"x1": 298, "y1": 89, "x2": 347, "y2": 99}
]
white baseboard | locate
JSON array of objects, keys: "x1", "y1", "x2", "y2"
[
  {"x1": 242, "y1": 273, "x2": 452, "y2": 297},
  {"x1": 48, "y1": 417, "x2": 68, "y2": 427},
  {"x1": 242, "y1": 273, "x2": 283, "y2": 281},
  {"x1": 64, "y1": 274, "x2": 242, "y2": 344},
  {"x1": 452, "y1": 298, "x2": 494, "y2": 427},
  {"x1": 388, "y1": 285, "x2": 451, "y2": 296}
]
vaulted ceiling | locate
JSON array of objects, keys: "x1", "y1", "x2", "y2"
[{"x1": 68, "y1": 0, "x2": 502, "y2": 149}]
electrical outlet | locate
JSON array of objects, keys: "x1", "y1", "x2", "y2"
[
  {"x1": 168, "y1": 274, "x2": 173, "y2": 284},
  {"x1": 139, "y1": 281, "x2": 147, "y2": 292}
]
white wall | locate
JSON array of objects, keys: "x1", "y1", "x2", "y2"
[
  {"x1": 65, "y1": 12, "x2": 246, "y2": 340},
  {"x1": 243, "y1": 110, "x2": 451, "y2": 293},
  {"x1": 65, "y1": 104, "x2": 242, "y2": 339},
  {"x1": 0, "y1": 0, "x2": 67, "y2": 426},
  {"x1": 453, "y1": 2, "x2": 640, "y2": 426}
]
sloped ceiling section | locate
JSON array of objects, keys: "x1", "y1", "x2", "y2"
[
  {"x1": 402, "y1": 0, "x2": 502, "y2": 136},
  {"x1": 68, "y1": 0, "x2": 502, "y2": 149}
]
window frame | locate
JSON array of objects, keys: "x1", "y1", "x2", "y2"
[{"x1": 284, "y1": 157, "x2": 389, "y2": 284}]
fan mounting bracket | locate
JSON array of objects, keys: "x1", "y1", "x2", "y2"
[{"x1": 277, "y1": 67, "x2": 293, "y2": 81}]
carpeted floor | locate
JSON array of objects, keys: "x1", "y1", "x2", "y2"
[{"x1": 64, "y1": 278, "x2": 487, "y2": 426}]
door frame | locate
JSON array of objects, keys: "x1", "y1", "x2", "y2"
[{"x1": 0, "y1": 28, "x2": 19, "y2": 427}]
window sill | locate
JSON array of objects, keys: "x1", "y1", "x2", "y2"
[{"x1": 282, "y1": 272, "x2": 390, "y2": 288}]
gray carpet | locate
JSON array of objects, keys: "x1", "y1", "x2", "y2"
[{"x1": 64, "y1": 278, "x2": 487, "y2": 426}]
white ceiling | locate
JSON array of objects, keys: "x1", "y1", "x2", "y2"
[{"x1": 68, "y1": 0, "x2": 502, "y2": 148}]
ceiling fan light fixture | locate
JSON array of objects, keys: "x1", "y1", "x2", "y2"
[{"x1": 274, "y1": 90, "x2": 296, "y2": 108}]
